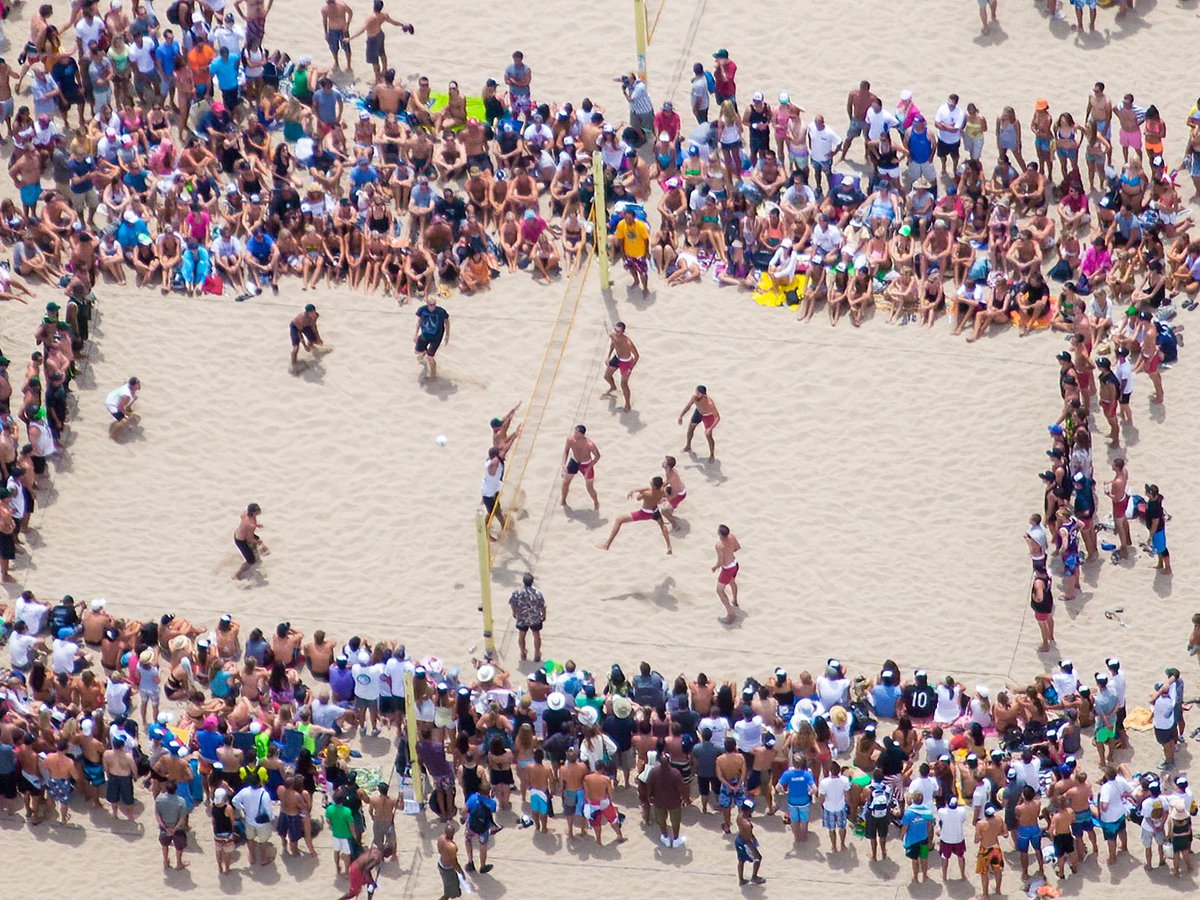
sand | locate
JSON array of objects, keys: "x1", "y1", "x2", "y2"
[{"x1": 4, "y1": 0, "x2": 1200, "y2": 897}]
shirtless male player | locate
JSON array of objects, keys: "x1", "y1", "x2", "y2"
[
  {"x1": 713, "y1": 524, "x2": 741, "y2": 624},
  {"x1": 602, "y1": 322, "x2": 639, "y2": 412},
  {"x1": 678, "y1": 385, "x2": 721, "y2": 461},
  {"x1": 233, "y1": 503, "x2": 268, "y2": 580},
  {"x1": 658, "y1": 456, "x2": 686, "y2": 530},
  {"x1": 561, "y1": 425, "x2": 600, "y2": 509},
  {"x1": 599, "y1": 476, "x2": 672, "y2": 554},
  {"x1": 290, "y1": 304, "x2": 328, "y2": 369}
]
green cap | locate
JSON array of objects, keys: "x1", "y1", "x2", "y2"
[{"x1": 304, "y1": 304, "x2": 316, "y2": 312}]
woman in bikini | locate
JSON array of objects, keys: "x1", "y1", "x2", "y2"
[
  {"x1": 1143, "y1": 105, "x2": 1167, "y2": 177},
  {"x1": 1054, "y1": 112, "x2": 1084, "y2": 181},
  {"x1": 797, "y1": 261, "x2": 826, "y2": 323}
]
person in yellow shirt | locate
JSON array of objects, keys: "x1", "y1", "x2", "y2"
[{"x1": 611, "y1": 208, "x2": 650, "y2": 297}]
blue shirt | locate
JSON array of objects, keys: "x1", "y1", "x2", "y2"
[
  {"x1": 908, "y1": 129, "x2": 934, "y2": 164},
  {"x1": 156, "y1": 41, "x2": 180, "y2": 77},
  {"x1": 196, "y1": 729, "x2": 224, "y2": 762},
  {"x1": 246, "y1": 233, "x2": 275, "y2": 262},
  {"x1": 901, "y1": 805, "x2": 932, "y2": 846},
  {"x1": 349, "y1": 165, "x2": 379, "y2": 194},
  {"x1": 777, "y1": 768, "x2": 815, "y2": 806},
  {"x1": 209, "y1": 55, "x2": 240, "y2": 91},
  {"x1": 871, "y1": 684, "x2": 902, "y2": 718},
  {"x1": 67, "y1": 157, "x2": 95, "y2": 194},
  {"x1": 116, "y1": 220, "x2": 150, "y2": 249}
]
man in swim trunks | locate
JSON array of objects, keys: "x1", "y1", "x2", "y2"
[
  {"x1": 1115, "y1": 94, "x2": 1142, "y2": 164},
  {"x1": 414, "y1": 295, "x2": 450, "y2": 379},
  {"x1": 321, "y1": 0, "x2": 353, "y2": 70},
  {"x1": 658, "y1": 455, "x2": 686, "y2": 530},
  {"x1": 581, "y1": 768, "x2": 624, "y2": 845},
  {"x1": 716, "y1": 736, "x2": 747, "y2": 835},
  {"x1": 599, "y1": 476, "x2": 671, "y2": 554},
  {"x1": 713, "y1": 524, "x2": 741, "y2": 624},
  {"x1": 559, "y1": 748, "x2": 587, "y2": 838},
  {"x1": 837, "y1": 80, "x2": 876, "y2": 164},
  {"x1": 436, "y1": 823, "x2": 465, "y2": 899},
  {"x1": 1085, "y1": 82, "x2": 1113, "y2": 154},
  {"x1": 1103, "y1": 458, "x2": 1132, "y2": 556},
  {"x1": 974, "y1": 805, "x2": 1006, "y2": 897},
  {"x1": 735, "y1": 798, "x2": 766, "y2": 885},
  {"x1": 601, "y1": 322, "x2": 639, "y2": 412},
  {"x1": 43, "y1": 740, "x2": 76, "y2": 824},
  {"x1": 348, "y1": 0, "x2": 413, "y2": 83},
  {"x1": 678, "y1": 384, "x2": 720, "y2": 461},
  {"x1": 233, "y1": 502, "x2": 267, "y2": 580},
  {"x1": 290, "y1": 303, "x2": 326, "y2": 369},
  {"x1": 561, "y1": 424, "x2": 600, "y2": 509},
  {"x1": 103, "y1": 733, "x2": 137, "y2": 820},
  {"x1": 1014, "y1": 785, "x2": 1045, "y2": 880}
]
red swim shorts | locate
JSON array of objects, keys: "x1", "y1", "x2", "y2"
[{"x1": 718, "y1": 562, "x2": 739, "y2": 585}]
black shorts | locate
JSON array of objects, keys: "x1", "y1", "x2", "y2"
[
  {"x1": 1119, "y1": 392, "x2": 1131, "y2": 405},
  {"x1": 111, "y1": 410, "x2": 126, "y2": 421},
  {"x1": 467, "y1": 152, "x2": 492, "y2": 172},
  {"x1": 234, "y1": 538, "x2": 256, "y2": 564},
  {"x1": 415, "y1": 331, "x2": 443, "y2": 356},
  {"x1": 936, "y1": 139, "x2": 960, "y2": 159},
  {"x1": 865, "y1": 815, "x2": 890, "y2": 839},
  {"x1": 107, "y1": 773, "x2": 134, "y2": 806},
  {"x1": 0, "y1": 530, "x2": 14, "y2": 561},
  {"x1": 379, "y1": 696, "x2": 397, "y2": 715},
  {"x1": 159, "y1": 827, "x2": 187, "y2": 849},
  {"x1": 32, "y1": 455, "x2": 47, "y2": 475},
  {"x1": 221, "y1": 87, "x2": 241, "y2": 110},
  {"x1": 290, "y1": 323, "x2": 318, "y2": 347},
  {"x1": 1155, "y1": 725, "x2": 1177, "y2": 745},
  {"x1": 516, "y1": 621, "x2": 543, "y2": 633},
  {"x1": 0, "y1": 770, "x2": 16, "y2": 799},
  {"x1": 483, "y1": 493, "x2": 501, "y2": 516},
  {"x1": 697, "y1": 775, "x2": 718, "y2": 797},
  {"x1": 1053, "y1": 832, "x2": 1075, "y2": 857}
]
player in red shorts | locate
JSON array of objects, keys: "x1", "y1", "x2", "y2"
[
  {"x1": 678, "y1": 385, "x2": 721, "y2": 461},
  {"x1": 712, "y1": 524, "x2": 741, "y2": 624},
  {"x1": 561, "y1": 424, "x2": 601, "y2": 509},
  {"x1": 659, "y1": 455, "x2": 687, "y2": 530},
  {"x1": 338, "y1": 846, "x2": 381, "y2": 899},
  {"x1": 601, "y1": 322, "x2": 640, "y2": 412},
  {"x1": 599, "y1": 476, "x2": 672, "y2": 554}
]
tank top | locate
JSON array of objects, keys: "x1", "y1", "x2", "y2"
[
  {"x1": 719, "y1": 122, "x2": 740, "y2": 145},
  {"x1": 481, "y1": 458, "x2": 504, "y2": 496},
  {"x1": 212, "y1": 804, "x2": 233, "y2": 835}
]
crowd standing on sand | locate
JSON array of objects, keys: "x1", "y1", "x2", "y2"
[
  {"x1": 4, "y1": 590, "x2": 1200, "y2": 896},
  {"x1": 0, "y1": 0, "x2": 1195, "y2": 895}
]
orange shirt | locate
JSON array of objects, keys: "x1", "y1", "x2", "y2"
[{"x1": 187, "y1": 44, "x2": 215, "y2": 77}]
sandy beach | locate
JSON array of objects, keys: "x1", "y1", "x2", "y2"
[{"x1": 4, "y1": 0, "x2": 1200, "y2": 897}]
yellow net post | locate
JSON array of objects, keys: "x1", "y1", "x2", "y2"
[
  {"x1": 592, "y1": 151, "x2": 610, "y2": 289},
  {"x1": 634, "y1": 0, "x2": 648, "y2": 83},
  {"x1": 403, "y1": 671, "x2": 424, "y2": 803},
  {"x1": 476, "y1": 507, "x2": 496, "y2": 656}
]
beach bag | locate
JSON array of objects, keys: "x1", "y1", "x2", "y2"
[
  {"x1": 1048, "y1": 258, "x2": 1071, "y2": 282},
  {"x1": 203, "y1": 274, "x2": 223, "y2": 295},
  {"x1": 254, "y1": 790, "x2": 270, "y2": 825},
  {"x1": 704, "y1": 71, "x2": 716, "y2": 94}
]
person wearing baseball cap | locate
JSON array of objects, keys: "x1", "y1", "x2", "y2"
[{"x1": 711, "y1": 49, "x2": 737, "y2": 108}]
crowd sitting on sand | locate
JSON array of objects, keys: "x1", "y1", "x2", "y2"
[
  {"x1": 2, "y1": 0, "x2": 1196, "y2": 331},
  {"x1": 1, "y1": 589, "x2": 1198, "y2": 894}
]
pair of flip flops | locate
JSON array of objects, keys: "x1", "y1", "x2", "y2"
[
  {"x1": 1183, "y1": 299, "x2": 1198, "y2": 311},
  {"x1": 1104, "y1": 607, "x2": 1127, "y2": 627}
]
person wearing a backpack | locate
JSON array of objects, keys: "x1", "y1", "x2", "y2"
[
  {"x1": 690, "y1": 62, "x2": 711, "y2": 124},
  {"x1": 865, "y1": 771, "x2": 894, "y2": 860},
  {"x1": 462, "y1": 782, "x2": 498, "y2": 874}
]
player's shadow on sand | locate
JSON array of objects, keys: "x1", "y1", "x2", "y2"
[
  {"x1": 564, "y1": 507, "x2": 606, "y2": 529},
  {"x1": 606, "y1": 396, "x2": 645, "y2": 434},
  {"x1": 686, "y1": 456, "x2": 728, "y2": 486},
  {"x1": 626, "y1": 285, "x2": 657, "y2": 311},
  {"x1": 420, "y1": 375, "x2": 459, "y2": 402},
  {"x1": 597, "y1": 576, "x2": 677, "y2": 611}
]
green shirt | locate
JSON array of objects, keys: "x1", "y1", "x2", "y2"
[{"x1": 325, "y1": 802, "x2": 355, "y2": 840}]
